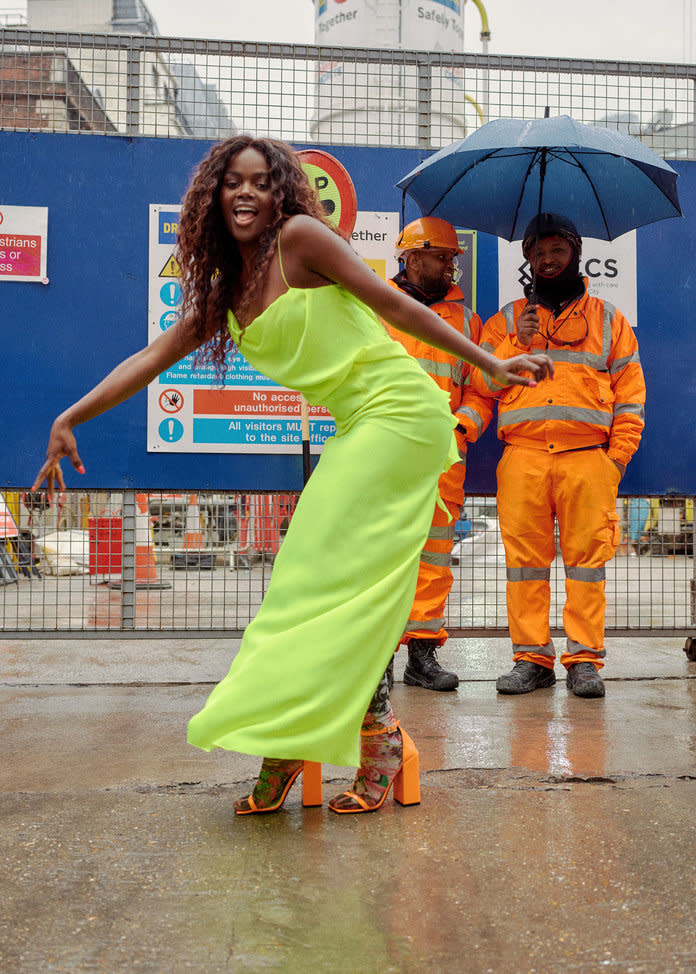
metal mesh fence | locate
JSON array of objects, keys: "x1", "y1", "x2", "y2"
[
  {"x1": 1, "y1": 33, "x2": 694, "y2": 636},
  {"x1": 1, "y1": 29, "x2": 695, "y2": 155},
  {"x1": 0, "y1": 489, "x2": 693, "y2": 636}
]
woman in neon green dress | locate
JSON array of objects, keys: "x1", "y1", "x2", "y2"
[{"x1": 33, "y1": 136, "x2": 553, "y2": 816}]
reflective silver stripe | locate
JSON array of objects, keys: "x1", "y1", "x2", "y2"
[
  {"x1": 462, "y1": 308, "x2": 474, "y2": 341},
  {"x1": 420, "y1": 550, "x2": 452, "y2": 567},
  {"x1": 407, "y1": 617, "x2": 445, "y2": 632},
  {"x1": 447, "y1": 303, "x2": 474, "y2": 343},
  {"x1": 502, "y1": 303, "x2": 516, "y2": 334},
  {"x1": 565, "y1": 565, "x2": 606, "y2": 582},
  {"x1": 499, "y1": 405, "x2": 612, "y2": 428},
  {"x1": 428, "y1": 525, "x2": 456, "y2": 540},
  {"x1": 513, "y1": 640, "x2": 555, "y2": 658},
  {"x1": 479, "y1": 343, "x2": 500, "y2": 390},
  {"x1": 609, "y1": 350, "x2": 641, "y2": 373},
  {"x1": 601, "y1": 301, "x2": 614, "y2": 365},
  {"x1": 507, "y1": 566, "x2": 551, "y2": 581},
  {"x1": 416, "y1": 357, "x2": 460, "y2": 381},
  {"x1": 452, "y1": 359, "x2": 464, "y2": 386},
  {"x1": 479, "y1": 304, "x2": 516, "y2": 389},
  {"x1": 480, "y1": 342, "x2": 501, "y2": 392},
  {"x1": 567, "y1": 638, "x2": 606, "y2": 659},
  {"x1": 546, "y1": 348, "x2": 609, "y2": 368},
  {"x1": 613, "y1": 402, "x2": 645, "y2": 420},
  {"x1": 456, "y1": 405, "x2": 484, "y2": 437}
]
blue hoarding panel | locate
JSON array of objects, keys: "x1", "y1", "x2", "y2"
[{"x1": 1, "y1": 133, "x2": 692, "y2": 493}]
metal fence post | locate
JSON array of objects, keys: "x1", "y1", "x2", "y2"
[
  {"x1": 120, "y1": 489, "x2": 137, "y2": 629},
  {"x1": 125, "y1": 42, "x2": 141, "y2": 135},
  {"x1": 691, "y1": 496, "x2": 696, "y2": 625},
  {"x1": 417, "y1": 56, "x2": 431, "y2": 149}
]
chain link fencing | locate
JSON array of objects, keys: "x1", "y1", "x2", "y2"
[
  {"x1": 0, "y1": 489, "x2": 693, "y2": 637},
  {"x1": 1, "y1": 28, "x2": 695, "y2": 155},
  {"x1": 1, "y1": 31, "x2": 694, "y2": 636}
]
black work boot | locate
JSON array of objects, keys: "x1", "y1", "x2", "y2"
[
  {"x1": 496, "y1": 660, "x2": 556, "y2": 694},
  {"x1": 403, "y1": 639, "x2": 459, "y2": 691},
  {"x1": 566, "y1": 662, "x2": 605, "y2": 698}
]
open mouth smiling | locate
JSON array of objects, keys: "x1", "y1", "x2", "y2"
[{"x1": 233, "y1": 205, "x2": 258, "y2": 226}]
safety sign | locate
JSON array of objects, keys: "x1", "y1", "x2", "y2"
[
  {"x1": 146, "y1": 203, "x2": 399, "y2": 455},
  {"x1": 159, "y1": 389, "x2": 184, "y2": 413},
  {"x1": 297, "y1": 149, "x2": 358, "y2": 237},
  {"x1": 0, "y1": 205, "x2": 48, "y2": 283}
]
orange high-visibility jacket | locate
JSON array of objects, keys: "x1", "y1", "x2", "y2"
[
  {"x1": 473, "y1": 283, "x2": 645, "y2": 467},
  {"x1": 387, "y1": 280, "x2": 493, "y2": 442}
]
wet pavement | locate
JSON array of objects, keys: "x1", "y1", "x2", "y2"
[{"x1": 2, "y1": 635, "x2": 696, "y2": 972}]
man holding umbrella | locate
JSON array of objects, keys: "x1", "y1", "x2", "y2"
[
  {"x1": 474, "y1": 212, "x2": 645, "y2": 697},
  {"x1": 387, "y1": 216, "x2": 493, "y2": 691}
]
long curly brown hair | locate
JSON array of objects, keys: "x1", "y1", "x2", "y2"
[{"x1": 177, "y1": 135, "x2": 332, "y2": 380}]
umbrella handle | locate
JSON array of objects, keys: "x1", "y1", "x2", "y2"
[
  {"x1": 529, "y1": 144, "x2": 549, "y2": 305},
  {"x1": 528, "y1": 109, "x2": 552, "y2": 304}
]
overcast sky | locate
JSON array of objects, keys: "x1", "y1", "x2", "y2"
[{"x1": 144, "y1": 0, "x2": 693, "y2": 64}]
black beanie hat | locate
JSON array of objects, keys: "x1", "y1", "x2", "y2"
[{"x1": 522, "y1": 212, "x2": 582, "y2": 258}]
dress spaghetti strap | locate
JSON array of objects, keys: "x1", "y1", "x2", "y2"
[{"x1": 277, "y1": 231, "x2": 290, "y2": 289}]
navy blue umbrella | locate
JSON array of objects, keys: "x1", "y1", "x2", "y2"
[{"x1": 396, "y1": 114, "x2": 682, "y2": 243}]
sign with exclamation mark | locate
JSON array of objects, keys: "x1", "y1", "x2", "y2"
[
  {"x1": 159, "y1": 281, "x2": 182, "y2": 306},
  {"x1": 158, "y1": 417, "x2": 183, "y2": 442}
]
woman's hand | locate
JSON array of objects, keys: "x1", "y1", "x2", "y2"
[
  {"x1": 490, "y1": 352, "x2": 555, "y2": 388},
  {"x1": 31, "y1": 416, "x2": 85, "y2": 501}
]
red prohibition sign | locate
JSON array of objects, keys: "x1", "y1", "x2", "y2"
[
  {"x1": 297, "y1": 149, "x2": 358, "y2": 239},
  {"x1": 159, "y1": 388, "x2": 184, "y2": 413}
]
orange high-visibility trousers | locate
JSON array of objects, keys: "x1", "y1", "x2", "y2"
[
  {"x1": 401, "y1": 440, "x2": 467, "y2": 645},
  {"x1": 496, "y1": 445, "x2": 622, "y2": 668}
]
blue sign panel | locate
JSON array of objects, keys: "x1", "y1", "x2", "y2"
[{"x1": 1, "y1": 131, "x2": 693, "y2": 494}]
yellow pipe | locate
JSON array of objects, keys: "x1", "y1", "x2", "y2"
[
  {"x1": 465, "y1": 94, "x2": 485, "y2": 124},
  {"x1": 468, "y1": 0, "x2": 491, "y2": 39}
]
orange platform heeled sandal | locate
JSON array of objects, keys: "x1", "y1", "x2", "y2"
[
  {"x1": 235, "y1": 759, "x2": 322, "y2": 815},
  {"x1": 328, "y1": 723, "x2": 420, "y2": 814}
]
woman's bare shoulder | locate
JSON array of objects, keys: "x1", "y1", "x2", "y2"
[
  {"x1": 278, "y1": 214, "x2": 348, "y2": 287},
  {"x1": 281, "y1": 213, "x2": 335, "y2": 247}
]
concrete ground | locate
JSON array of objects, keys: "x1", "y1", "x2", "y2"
[{"x1": 2, "y1": 634, "x2": 696, "y2": 973}]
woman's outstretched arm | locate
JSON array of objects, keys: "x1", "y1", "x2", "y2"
[
  {"x1": 280, "y1": 215, "x2": 555, "y2": 387},
  {"x1": 33, "y1": 315, "x2": 203, "y2": 496}
]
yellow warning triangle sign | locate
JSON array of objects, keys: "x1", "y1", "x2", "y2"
[{"x1": 159, "y1": 254, "x2": 181, "y2": 278}]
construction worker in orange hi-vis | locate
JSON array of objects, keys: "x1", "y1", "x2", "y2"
[
  {"x1": 472, "y1": 212, "x2": 646, "y2": 698},
  {"x1": 386, "y1": 217, "x2": 494, "y2": 691}
]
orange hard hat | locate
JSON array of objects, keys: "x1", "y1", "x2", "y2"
[{"x1": 395, "y1": 217, "x2": 463, "y2": 259}]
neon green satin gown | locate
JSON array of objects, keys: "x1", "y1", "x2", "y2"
[{"x1": 187, "y1": 282, "x2": 458, "y2": 767}]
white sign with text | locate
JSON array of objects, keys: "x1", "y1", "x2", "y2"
[
  {"x1": 497, "y1": 232, "x2": 638, "y2": 326},
  {"x1": 0, "y1": 205, "x2": 48, "y2": 283}
]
